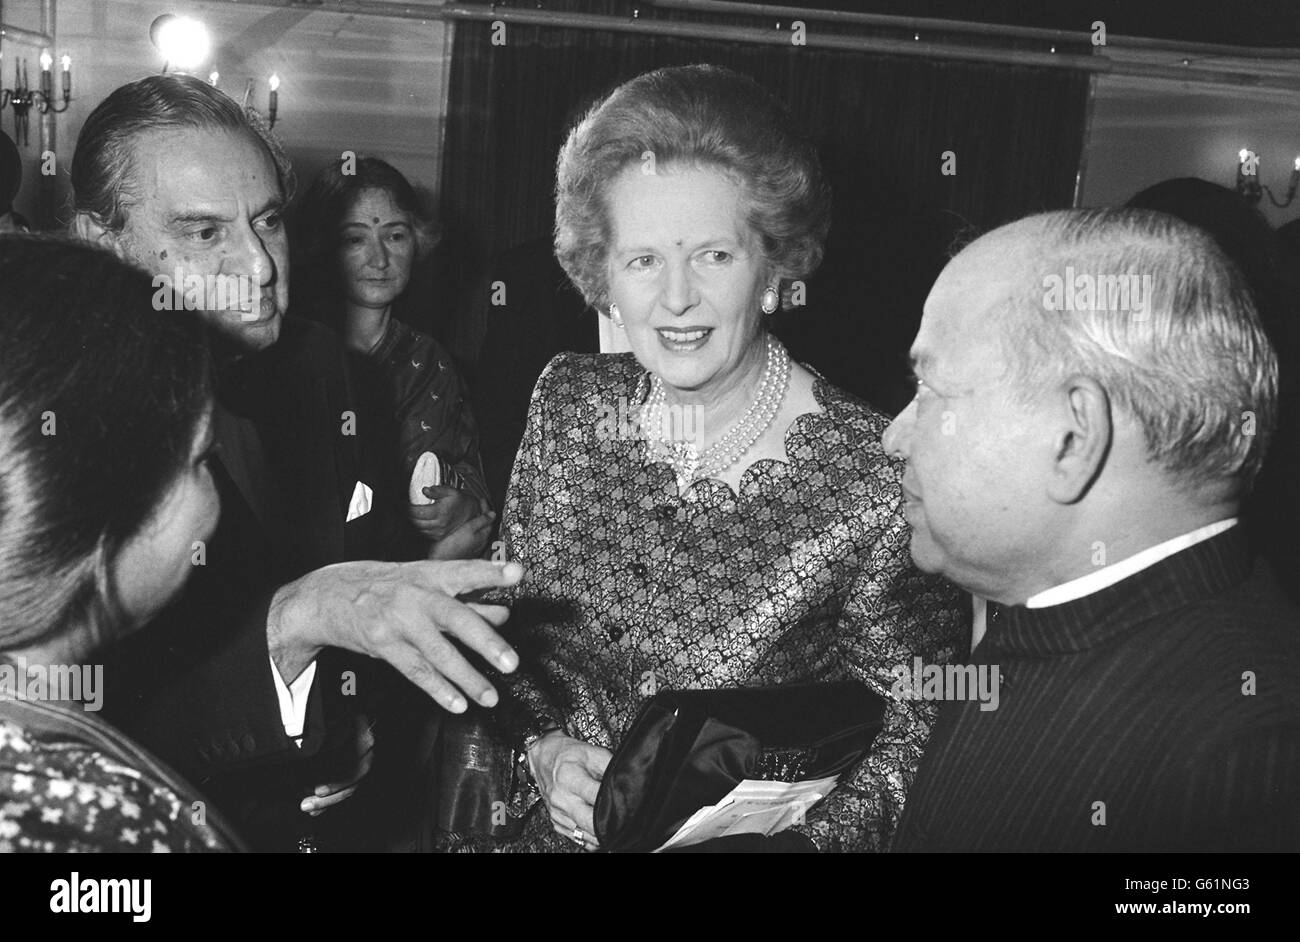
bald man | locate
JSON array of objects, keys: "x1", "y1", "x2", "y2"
[{"x1": 885, "y1": 208, "x2": 1300, "y2": 852}]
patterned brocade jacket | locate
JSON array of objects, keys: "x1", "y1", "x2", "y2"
[{"x1": 497, "y1": 351, "x2": 967, "y2": 852}]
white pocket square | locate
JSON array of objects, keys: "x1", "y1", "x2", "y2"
[{"x1": 346, "y1": 481, "x2": 373, "y2": 522}]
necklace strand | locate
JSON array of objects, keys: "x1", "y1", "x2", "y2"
[{"x1": 641, "y1": 334, "x2": 790, "y2": 490}]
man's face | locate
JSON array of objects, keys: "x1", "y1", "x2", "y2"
[
  {"x1": 113, "y1": 127, "x2": 288, "y2": 351},
  {"x1": 882, "y1": 232, "x2": 1059, "y2": 602}
]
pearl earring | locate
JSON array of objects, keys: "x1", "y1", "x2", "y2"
[
  {"x1": 760, "y1": 285, "x2": 780, "y2": 315},
  {"x1": 609, "y1": 303, "x2": 623, "y2": 327}
]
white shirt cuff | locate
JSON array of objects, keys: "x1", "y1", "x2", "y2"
[{"x1": 269, "y1": 655, "x2": 317, "y2": 744}]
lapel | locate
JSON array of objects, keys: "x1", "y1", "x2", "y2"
[
  {"x1": 213, "y1": 319, "x2": 350, "y2": 579},
  {"x1": 265, "y1": 321, "x2": 349, "y2": 576},
  {"x1": 210, "y1": 402, "x2": 280, "y2": 542}
]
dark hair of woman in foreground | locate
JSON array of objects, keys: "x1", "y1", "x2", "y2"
[{"x1": 0, "y1": 235, "x2": 240, "y2": 852}]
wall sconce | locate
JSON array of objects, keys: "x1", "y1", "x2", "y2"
[
  {"x1": 0, "y1": 49, "x2": 72, "y2": 146},
  {"x1": 1236, "y1": 148, "x2": 1300, "y2": 208}
]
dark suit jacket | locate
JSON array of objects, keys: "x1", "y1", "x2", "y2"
[
  {"x1": 893, "y1": 526, "x2": 1300, "y2": 852},
  {"x1": 103, "y1": 317, "x2": 418, "y2": 850}
]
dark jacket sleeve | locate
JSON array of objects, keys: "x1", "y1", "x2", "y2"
[{"x1": 101, "y1": 319, "x2": 415, "y2": 796}]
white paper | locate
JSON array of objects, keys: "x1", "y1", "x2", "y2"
[{"x1": 653, "y1": 776, "x2": 839, "y2": 852}]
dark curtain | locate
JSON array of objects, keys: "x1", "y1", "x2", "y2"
[{"x1": 437, "y1": 0, "x2": 1089, "y2": 413}]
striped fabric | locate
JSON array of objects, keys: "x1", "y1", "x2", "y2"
[{"x1": 893, "y1": 528, "x2": 1300, "y2": 852}]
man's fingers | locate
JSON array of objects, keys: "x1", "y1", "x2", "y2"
[
  {"x1": 426, "y1": 595, "x2": 518, "y2": 678},
  {"x1": 381, "y1": 638, "x2": 486, "y2": 712},
  {"x1": 415, "y1": 559, "x2": 524, "y2": 598},
  {"x1": 466, "y1": 602, "x2": 510, "y2": 627},
  {"x1": 341, "y1": 742, "x2": 376, "y2": 783},
  {"x1": 301, "y1": 784, "x2": 359, "y2": 814},
  {"x1": 358, "y1": 721, "x2": 376, "y2": 753}
]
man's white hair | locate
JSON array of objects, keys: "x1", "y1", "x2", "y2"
[{"x1": 995, "y1": 208, "x2": 1277, "y2": 498}]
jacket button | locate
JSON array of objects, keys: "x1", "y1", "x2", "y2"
[
  {"x1": 631, "y1": 562, "x2": 648, "y2": 579},
  {"x1": 607, "y1": 625, "x2": 624, "y2": 643},
  {"x1": 241, "y1": 733, "x2": 256, "y2": 753}
]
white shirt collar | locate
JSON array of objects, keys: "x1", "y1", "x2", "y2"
[{"x1": 1024, "y1": 518, "x2": 1238, "y2": 609}]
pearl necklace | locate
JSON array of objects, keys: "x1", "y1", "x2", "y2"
[{"x1": 641, "y1": 334, "x2": 791, "y2": 491}]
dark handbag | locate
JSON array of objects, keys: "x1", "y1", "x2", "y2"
[{"x1": 593, "y1": 681, "x2": 886, "y2": 853}]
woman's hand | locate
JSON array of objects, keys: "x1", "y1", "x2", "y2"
[
  {"x1": 528, "y1": 732, "x2": 613, "y2": 850},
  {"x1": 409, "y1": 485, "x2": 481, "y2": 541},
  {"x1": 427, "y1": 510, "x2": 494, "y2": 560}
]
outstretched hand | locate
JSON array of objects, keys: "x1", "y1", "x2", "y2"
[{"x1": 268, "y1": 559, "x2": 524, "y2": 713}]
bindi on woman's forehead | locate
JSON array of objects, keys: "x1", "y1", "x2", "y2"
[{"x1": 372, "y1": 217, "x2": 380, "y2": 225}]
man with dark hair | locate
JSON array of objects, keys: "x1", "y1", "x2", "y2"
[
  {"x1": 71, "y1": 74, "x2": 522, "y2": 850},
  {"x1": 886, "y1": 208, "x2": 1300, "y2": 851}
]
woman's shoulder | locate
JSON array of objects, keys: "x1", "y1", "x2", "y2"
[
  {"x1": 377, "y1": 319, "x2": 449, "y2": 365},
  {"x1": 797, "y1": 367, "x2": 898, "y2": 468},
  {"x1": 0, "y1": 719, "x2": 222, "y2": 853},
  {"x1": 533, "y1": 351, "x2": 644, "y2": 403}
]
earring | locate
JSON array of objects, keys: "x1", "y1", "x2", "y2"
[
  {"x1": 760, "y1": 285, "x2": 780, "y2": 315},
  {"x1": 609, "y1": 303, "x2": 624, "y2": 327}
]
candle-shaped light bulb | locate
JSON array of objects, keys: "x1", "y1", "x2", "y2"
[
  {"x1": 61, "y1": 55, "x2": 70, "y2": 72},
  {"x1": 40, "y1": 52, "x2": 52, "y2": 72},
  {"x1": 267, "y1": 74, "x2": 280, "y2": 127},
  {"x1": 209, "y1": 70, "x2": 220, "y2": 86},
  {"x1": 1294, "y1": 156, "x2": 1300, "y2": 172},
  {"x1": 60, "y1": 54, "x2": 72, "y2": 99}
]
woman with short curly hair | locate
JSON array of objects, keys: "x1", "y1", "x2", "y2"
[{"x1": 467, "y1": 64, "x2": 965, "y2": 854}]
